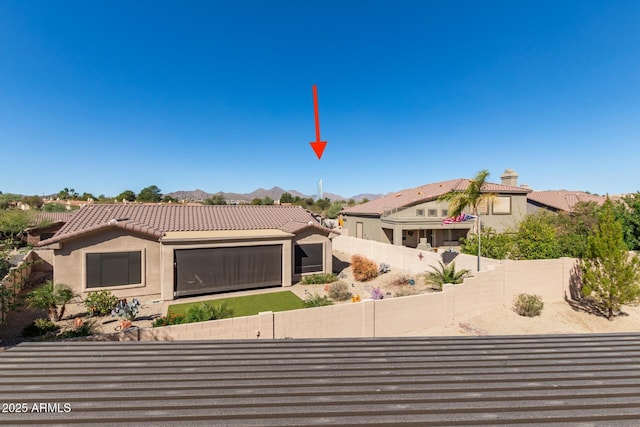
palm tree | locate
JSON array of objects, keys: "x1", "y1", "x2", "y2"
[
  {"x1": 425, "y1": 261, "x2": 471, "y2": 291},
  {"x1": 438, "y1": 169, "x2": 496, "y2": 271},
  {"x1": 438, "y1": 169, "x2": 495, "y2": 232},
  {"x1": 27, "y1": 281, "x2": 77, "y2": 321}
]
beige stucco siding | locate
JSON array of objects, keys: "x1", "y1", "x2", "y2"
[
  {"x1": 292, "y1": 229, "x2": 333, "y2": 282},
  {"x1": 53, "y1": 229, "x2": 162, "y2": 300},
  {"x1": 343, "y1": 193, "x2": 529, "y2": 247}
]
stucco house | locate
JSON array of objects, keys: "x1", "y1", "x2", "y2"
[
  {"x1": 341, "y1": 169, "x2": 531, "y2": 249},
  {"x1": 38, "y1": 204, "x2": 335, "y2": 301}
]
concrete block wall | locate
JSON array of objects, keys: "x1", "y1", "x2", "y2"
[
  {"x1": 332, "y1": 235, "x2": 501, "y2": 273},
  {"x1": 93, "y1": 256, "x2": 575, "y2": 342},
  {"x1": 1, "y1": 250, "x2": 37, "y2": 323}
]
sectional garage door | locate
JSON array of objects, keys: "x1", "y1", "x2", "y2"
[{"x1": 174, "y1": 245, "x2": 282, "y2": 297}]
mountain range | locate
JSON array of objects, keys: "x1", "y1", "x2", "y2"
[{"x1": 166, "y1": 187, "x2": 383, "y2": 203}]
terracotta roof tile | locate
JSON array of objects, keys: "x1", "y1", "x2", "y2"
[
  {"x1": 39, "y1": 204, "x2": 332, "y2": 245},
  {"x1": 342, "y1": 178, "x2": 530, "y2": 215},
  {"x1": 527, "y1": 190, "x2": 608, "y2": 212}
]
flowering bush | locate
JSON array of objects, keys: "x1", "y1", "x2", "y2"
[
  {"x1": 351, "y1": 294, "x2": 361, "y2": 303},
  {"x1": 369, "y1": 287, "x2": 384, "y2": 300}
]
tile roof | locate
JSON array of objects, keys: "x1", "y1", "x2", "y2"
[
  {"x1": 33, "y1": 211, "x2": 75, "y2": 224},
  {"x1": 2, "y1": 333, "x2": 640, "y2": 425},
  {"x1": 39, "y1": 204, "x2": 332, "y2": 245},
  {"x1": 527, "y1": 190, "x2": 608, "y2": 212},
  {"x1": 342, "y1": 178, "x2": 531, "y2": 215}
]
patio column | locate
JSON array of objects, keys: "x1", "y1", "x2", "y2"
[{"x1": 392, "y1": 226, "x2": 402, "y2": 246}]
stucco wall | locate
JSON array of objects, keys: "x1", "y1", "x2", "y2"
[
  {"x1": 332, "y1": 234, "x2": 501, "y2": 273},
  {"x1": 95, "y1": 257, "x2": 576, "y2": 341},
  {"x1": 343, "y1": 194, "x2": 529, "y2": 246},
  {"x1": 53, "y1": 229, "x2": 162, "y2": 299},
  {"x1": 292, "y1": 229, "x2": 333, "y2": 282}
]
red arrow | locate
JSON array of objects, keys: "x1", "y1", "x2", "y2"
[{"x1": 310, "y1": 84, "x2": 327, "y2": 160}]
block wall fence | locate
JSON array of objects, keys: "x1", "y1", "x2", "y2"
[{"x1": 90, "y1": 236, "x2": 577, "y2": 341}]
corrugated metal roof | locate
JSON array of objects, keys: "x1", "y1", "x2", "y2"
[
  {"x1": 39, "y1": 204, "x2": 333, "y2": 245},
  {"x1": 342, "y1": 178, "x2": 530, "y2": 216},
  {"x1": 2, "y1": 333, "x2": 640, "y2": 425}
]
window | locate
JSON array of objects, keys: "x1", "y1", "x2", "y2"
[
  {"x1": 492, "y1": 196, "x2": 512, "y2": 214},
  {"x1": 295, "y1": 244, "x2": 324, "y2": 274},
  {"x1": 416, "y1": 209, "x2": 425, "y2": 217},
  {"x1": 428, "y1": 209, "x2": 437, "y2": 217},
  {"x1": 86, "y1": 251, "x2": 142, "y2": 288},
  {"x1": 477, "y1": 199, "x2": 490, "y2": 215},
  {"x1": 441, "y1": 210, "x2": 448, "y2": 217}
]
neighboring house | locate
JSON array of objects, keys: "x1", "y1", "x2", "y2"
[
  {"x1": 25, "y1": 211, "x2": 75, "y2": 246},
  {"x1": 38, "y1": 204, "x2": 335, "y2": 301},
  {"x1": 341, "y1": 169, "x2": 531, "y2": 249},
  {"x1": 527, "y1": 190, "x2": 609, "y2": 213}
]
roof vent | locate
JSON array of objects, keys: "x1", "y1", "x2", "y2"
[{"x1": 108, "y1": 219, "x2": 118, "y2": 226}]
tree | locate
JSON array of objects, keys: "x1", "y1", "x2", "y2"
[
  {"x1": 261, "y1": 196, "x2": 274, "y2": 205},
  {"x1": 26, "y1": 281, "x2": 77, "y2": 321},
  {"x1": 162, "y1": 195, "x2": 178, "y2": 203},
  {"x1": 613, "y1": 192, "x2": 640, "y2": 250},
  {"x1": 44, "y1": 203, "x2": 67, "y2": 212},
  {"x1": 280, "y1": 192, "x2": 294, "y2": 204},
  {"x1": 138, "y1": 185, "x2": 162, "y2": 203},
  {"x1": 0, "y1": 209, "x2": 33, "y2": 245},
  {"x1": 21, "y1": 195, "x2": 43, "y2": 209},
  {"x1": 116, "y1": 190, "x2": 136, "y2": 202},
  {"x1": 580, "y1": 200, "x2": 640, "y2": 319},
  {"x1": 203, "y1": 194, "x2": 226, "y2": 205},
  {"x1": 512, "y1": 210, "x2": 562, "y2": 259},
  {"x1": 438, "y1": 169, "x2": 494, "y2": 233}
]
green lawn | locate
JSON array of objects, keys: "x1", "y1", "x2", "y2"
[{"x1": 167, "y1": 291, "x2": 305, "y2": 318}]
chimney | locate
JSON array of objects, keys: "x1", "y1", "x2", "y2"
[{"x1": 501, "y1": 169, "x2": 518, "y2": 187}]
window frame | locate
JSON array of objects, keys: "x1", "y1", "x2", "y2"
[{"x1": 84, "y1": 249, "x2": 145, "y2": 290}]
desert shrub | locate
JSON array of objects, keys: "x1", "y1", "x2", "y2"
[
  {"x1": 152, "y1": 313, "x2": 185, "y2": 327},
  {"x1": 351, "y1": 255, "x2": 378, "y2": 282},
  {"x1": 59, "y1": 320, "x2": 99, "y2": 339},
  {"x1": 301, "y1": 273, "x2": 338, "y2": 285},
  {"x1": 327, "y1": 281, "x2": 352, "y2": 301},
  {"x1": 393, "y1": 286, "x2": 418, "y2": 297},
  {"x1": 304, "y1": 293, "x2": 334, "y2": 308},
  {"x1": 513, "y1": 293, "x2": 544, "y2": 317},
  {"x1": 424, "y1": 261, "x2": 470, "y2": 291},
  {"x1": 84, "y1": 290, "x2": 118, "y2": 316},
  {"x1": 390, "y1": 275, "x2": 413, "y2": 287},
  {"x1": 184, "y1": 302, "x2": 234, "y2": 324},
  {"x1": 21, "y1": 318, "x2": 59, "y2": 337}
]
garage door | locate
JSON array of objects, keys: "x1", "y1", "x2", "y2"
[{"x1": 174, "y1": 245, "x2": 282, "y2": 297}]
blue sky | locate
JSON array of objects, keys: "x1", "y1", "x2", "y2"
[{"x1": 2, "y1": 1, "x2": 639, "y2": 198}]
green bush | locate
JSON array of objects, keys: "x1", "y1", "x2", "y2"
[
  {"x1": 351, "y1": 255, "x2": 378, "y2": 282},
  {"x1": 424, "y1": 261, "x2": 470, "y2": 290},
  {"x1": 513, "y1": 294, "x2": 544, "y2": 317},
  {"x1": 26, "y1": 281, "x2": 77, "y2": 321},
  {"x1": 84, "y1": 290, "x2": 118, "y2": 316},
  {"x1": 21, "y1": 318, "x2": 59, "y2": 337},
  {"x1": 327, "y1": 281, "x2": 352, "y2": 301},
  {"x1": 183, "y1": 302, "x2": 234, "y2": 324},
  {"x1": 59, "y1": 320, "x2": 99, "y2": 339},
  {"x1": 152, "y1": 313, "x2": 185, "y2": 327},
  {"x1": 301, "y1": 273, "x2": 338, "y2": 284},
  {"x1": 304, "y1": 293, "x2": 334, "y2": 308}
]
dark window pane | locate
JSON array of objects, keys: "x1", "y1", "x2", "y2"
[
  {"x1": 86, "y1": 251, "x2": 142, "y2": 288},
  {"x1": 294, "y1": 244, "x2": 323, "y2": 274}
]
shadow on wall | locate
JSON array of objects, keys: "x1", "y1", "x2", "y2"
[
  {"x1": 564, "y1": 261, "x2": 613, "y2": 319},
  {"x1": 332, "y1": 255, "x2": 350, "y2": 274}
]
